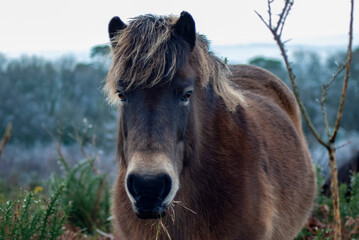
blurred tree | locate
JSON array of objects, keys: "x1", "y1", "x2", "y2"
[
  {"x1": 0, "y1": 53, "x2": 114, "y2": 147},
  {"x1": 249, "y1": 56, "x2": 288, "y2": 83},
  {"x1": 90, "y1": 44, "x2": 110, "y2": 59},
  {"x1": 0, "y1": 47, "x2": 357, "y2": 148}
]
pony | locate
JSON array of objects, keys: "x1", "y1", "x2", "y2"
[{"x1": 105, "y1": 11, "x2": 316, "y2": 240}]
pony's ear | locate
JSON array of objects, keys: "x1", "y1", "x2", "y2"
[
  {"x1": 173, "y1": 11, "x2": 196, "y2": 50},
  {"x1": 108, "y1": 16, "x2": 126, "y2": 45}
]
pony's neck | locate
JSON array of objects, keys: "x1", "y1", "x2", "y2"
[{"x1": 178, "y1": 82, "x2": 242, "y2": 224}]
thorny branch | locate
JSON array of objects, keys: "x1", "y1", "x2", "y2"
[
  {"x1": 256, "y1": 0, "x2": 354, "y2": 147},
  {"x1": 267, "y1": 0, "x2": 274, "y2": 30},
  {"x1": 255, "y1": 0, "x2": 327, "y2": 147},
  {"x1": 330, "y1": 1, "x2": 354, "y2": 143},
  {"x1": 277, "y1": 0, "x2": 293, "y2": 37},
  {"x1": 321, "y1": 65, "x2": 346, "y2": 137}
]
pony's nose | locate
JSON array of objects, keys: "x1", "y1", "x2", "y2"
[{"x1": 127, "y1": 173, "x2": 172, "y2": 203}]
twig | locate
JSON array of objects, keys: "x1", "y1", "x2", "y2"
[
  {"x1": 69, "y1": 123, "x2": 91, "y2": 161},
  {"x1": 321, "y1": 85, "x2": 331, "y2": 138},
  {"x1": 276, "y1": 34, "x2": 329, "y2": 148},
  {"x1": 330, "y1": 0, "x2": 354, "y2": 143},
  {"x1": 256, "y1": 3, "x2": 328, "y2": 148},
  {"x1": 68, "y1": 123, "x2": 98, "y2": 173},
  {"x1": 325, "y1": 65, "x2": 346, "y2": 91},
  {"x1": 0, "y1": 123, "x2": 12, "y2": 160},
  {"x1": 276, "y1": 0, "x2": 294, "y2": 37},
  {"x1": 335, "y1": 140, "x2": 352, "y2": 151},
  {"x1": 321, "y1": 64, "x2": 346, "y2": 138},
  {"x1": 255, "y1": 10, "x2": 271, "y2": 31},
  {"x1": 267, "y1": 0, "x2": 274, "y2": 29},
  {"x1": 42, "y1": 124, "x2": 65, "y2": 161}
]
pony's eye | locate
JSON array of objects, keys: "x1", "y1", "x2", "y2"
[
  {"x1": 181, "y1": 91, "x2": 193, "y2": 102},
  {"x1": 116, "y1": 91, "x2": 127, "y2": 102}
]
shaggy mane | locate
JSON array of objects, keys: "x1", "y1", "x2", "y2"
[{"x1": 105, "y1": 14, "x2": 245, "y2": 111}]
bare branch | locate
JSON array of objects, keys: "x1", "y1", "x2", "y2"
[
  {"x1": 257, "y1": 1, "x2": 355, "y2": 238},
  {"x1": 255, "y1": 10, "x2": 272, "y2": 31},
  {"x1": 267, "y1": 0, "x2": 274, "y2": 29},
  {"x1": 330, "y1": 0, "x2": 354, "y2": 143},
  {"x1": 257, "y1": 0, "x2": 329, "y2": 148},
  {"x1": 321, "y1": 85, "x2": 331, "y2": 137},
  {"x1": 69, "y1": 123, "x2": 91, "y2": 162},
  {"x1": 277, "y1": 0, "x2": 294, "y2": 37},
  {"x1": 68, "y1": 123, "x2": 98, "y2": 173},
  {"x1": 321, "y1": 64, "x2": 346, "y2": 138},
  {"x1": 325, "y1": 64, "x2": 346, "y2": 91},
  {"x1": 274, "y1": 34, "x2": 329, "y2": 147},
  {"x1": 43, "y1": 123, "x2": 65, "y2": 161},
  {"x1": 335, "y1": 140, "x2": 352, "y2": 151}
]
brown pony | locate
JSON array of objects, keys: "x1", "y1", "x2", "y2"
[{"x1": 105, "y1": 12, "x2": 316, "y2": 240}]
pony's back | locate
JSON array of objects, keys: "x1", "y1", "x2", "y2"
[{"x1": 230, "y1": 64, "x2": 315, "y2": 239}]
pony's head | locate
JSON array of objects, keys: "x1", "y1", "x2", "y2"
[{"x1": 105, "y1": 12, "x2": 244, "y2": 219}]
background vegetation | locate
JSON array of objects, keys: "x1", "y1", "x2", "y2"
[{"x1": 0, "y1": 44, "x2": 358, "y2": 238}]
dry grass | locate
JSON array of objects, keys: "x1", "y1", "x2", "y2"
[
  {"x1": 59, "y1": 225, "x2": 114, "y2": 240},
  {"x1": 154, "y1": 200, "x2": 197, "y2": 240}
]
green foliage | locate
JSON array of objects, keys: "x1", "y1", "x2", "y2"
[
  {"x1": 314, "y1": 227, "x2": 332, "y2": 240},
  {"x1": 249, "y1": 56, "x2": 288, "y2": 81},
  {"x1": 0, "y1": 185, "x2": 66, "y2": 239},
  {"x1": 249, "y1": 56, "x2": 282, "y2": 70},
  {"x1": 0, "y1": 178, "x2": 18, "y2": 203},
  {"x1": 90, "y1": 44, "x2": 110, "y2": 59},
  {"x1": 338, "y1": 173, "x2": 359, "y2": 228},
  {"x1": 296, "y1": 167, "x2": 359, "y2": 239},
  {"x1": 314, "y1": 166, "x2": 329, "y2": 206},
  {"x1": 50, "y1": 158, "x2": 111, "y2": 234},
  {"x1": 0, "y1": 153, "x2": 112, "y2": 238}
]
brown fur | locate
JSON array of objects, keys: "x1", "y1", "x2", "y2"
[{"x1": 107, "y1": 14, "x2": 316, "y2": 240}]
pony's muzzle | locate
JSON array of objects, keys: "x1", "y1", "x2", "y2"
[{"x1": 126, "y1": 173, "x2": 172, "y2": 219}]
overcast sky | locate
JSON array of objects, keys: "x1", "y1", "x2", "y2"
[{"x1": 0, "y1": 0, "x2": 357, "y2": 55}]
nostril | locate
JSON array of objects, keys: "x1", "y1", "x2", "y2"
[
  {"x1": 126, "y1": 173, "x2": 172, "y2": 202},
  {"x1": 126, "y1": 173, "x2": 137, "y2": 199},
  {"x1": 162, "y1": 174, "x2": 172, "y2": 200}
]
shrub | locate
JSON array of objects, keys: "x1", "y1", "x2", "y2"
[
  {"x1": 296, "y1": 167, "x2": 359, "y2": 239},
  {"x1": 50, "y1": 157, "x2": 111, "y2": 234},
  {"x1": 0, "y1": 184, "x2": 66, "y2": 239}
]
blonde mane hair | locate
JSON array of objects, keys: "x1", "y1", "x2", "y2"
[{"x1": 105, "y1": 14, "x2": 245, "y2": 111}]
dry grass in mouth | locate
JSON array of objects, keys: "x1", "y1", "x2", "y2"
[{"x1": 154, "y1": 201, "x2": 197, "y2": 240}]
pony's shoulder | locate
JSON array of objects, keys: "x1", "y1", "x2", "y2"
[{"x1": 229, "y1": 64, "x2": 301, "y2": 131}]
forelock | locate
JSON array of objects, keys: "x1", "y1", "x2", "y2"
[
  {"x1": 105, "y1": 14, "x2": 246, "y2": 111},
  {"x1": 108, "y1": 14, "x2": 189, "y2": 91}
]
